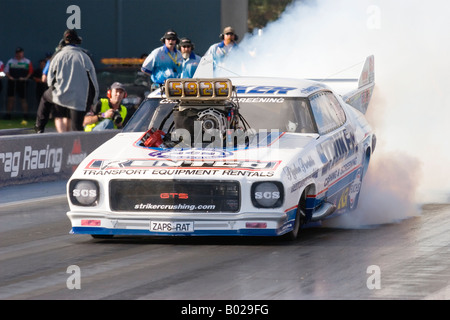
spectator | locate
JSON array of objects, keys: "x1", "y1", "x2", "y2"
[
  {"x1": 83, "y1": 82, "x2": 128, "y2": 131},
  {"x1": 141, "y1": 29, "x2": 183, "y2": 89},
  {"x1": 4, "y1": 47, "x2": 33, "y2": 121},
  {"x1": 179, "y1": 37, "x2": 201, "y2": 78},
  {"x1": 205, "y1": 26, "x2": 239, "y2": 69},
  {"x1": 38, "y1": 41, "x2": 72, "y2": 132},
  {"x1": 33, "y1": 59, "x2": 48, "y2": 104},
  {"x1": 35, "y1": 29, "x2": 98, "y2": 133}
]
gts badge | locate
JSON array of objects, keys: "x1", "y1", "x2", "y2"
[{"x1": 160, "y1": 193, "x2": 188, "y2": 199}]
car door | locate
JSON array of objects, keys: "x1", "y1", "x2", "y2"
[{"x1": 309, "y1": 91, "x2": 356, "y2": 210}]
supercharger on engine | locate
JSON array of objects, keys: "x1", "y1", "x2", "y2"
[{"x1": 140, "y1": 78, "x2": 251, "y2": 149}]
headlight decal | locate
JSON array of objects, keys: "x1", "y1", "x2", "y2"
[
  {"x1": 69, "y1": 179, "x2": 100, "y2": 206},
  {"x1": 251, "y1": 181, "x2": 284, "y2": 208}
]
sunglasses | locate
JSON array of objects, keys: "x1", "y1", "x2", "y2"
[{"x1": 225, "y1": 32, "x2": 235, "y2": 36}]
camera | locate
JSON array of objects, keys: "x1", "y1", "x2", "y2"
[{"x1": 112, "y1": 110, "x2": 122, "y2": 125}]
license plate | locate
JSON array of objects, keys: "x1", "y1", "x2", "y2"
[{"x1": 150, "y1": 221, "x2": 194, "y2": 233}]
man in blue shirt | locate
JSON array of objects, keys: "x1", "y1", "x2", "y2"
[
  {"x1": 141, "y1": 29, "x2": 183, "y2": 88},
  {"x1": 179, "y1": 38, "x2": 201, "y2": 78},
  {"x1": 205, "y1": 26, "x2": 238, "y2": 70}
]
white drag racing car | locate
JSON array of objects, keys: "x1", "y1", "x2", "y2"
[{"x1": 67, "y1": 56, "x2": 376, "y2": 239}]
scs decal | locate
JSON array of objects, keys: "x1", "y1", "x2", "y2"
[
  {"x1": 254, "y1": 191, "x2": 280, "y2": 200},
  {"x1": 73, "y1": 189, "x2": 97, "y2": 198}
]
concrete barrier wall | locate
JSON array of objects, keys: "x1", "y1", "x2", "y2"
[{"x1": 0, "y1": 131, "x2": 118, "y2": 187}]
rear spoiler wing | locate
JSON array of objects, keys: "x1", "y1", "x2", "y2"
[{"x1": 342, "y1": 55, "x2": 375, "y2": 114}]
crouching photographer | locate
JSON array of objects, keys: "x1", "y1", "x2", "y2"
[{"x1": 84, "y1": 82, "x2": 128, "y2": 131}]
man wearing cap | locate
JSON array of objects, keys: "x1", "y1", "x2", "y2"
[
  {"x1": 4, "y1": 47, "x2": 33, "y2": 121},
  {"x1": 83, "y1": 82, "x2": 128, "y2": 131},
  {"x1": 35, "y1": 29, "x2": 99, "y2": 132},
  {"x1": 205, "y1": 26, "x2": 239, "y2": 69},
  {"x1": 141, "y1": 29, "x2": 183, "y2": 88},
  {"x1": 179, "y1": 37, "x2": 202, "y2": 78}
]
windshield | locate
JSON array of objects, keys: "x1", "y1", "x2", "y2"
[
  {"x1": 123, "y1": 97, "x2": 317, "y2": 134},
  {"x1": 237, "y1": 97, "x2": 316, "y2": 133}
]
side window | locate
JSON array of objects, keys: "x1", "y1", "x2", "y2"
[
  {"x1": 327, "y1": 92, "x2": 346, "y2": 126},
  {"x1": 309, "y1": 91, "x2": 345, "y2": 134}
]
